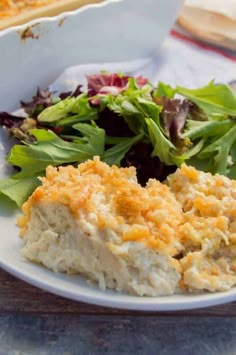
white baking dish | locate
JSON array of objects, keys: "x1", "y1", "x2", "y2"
[{"x1": 0, "y1": 0, "x2": 183, "y2": 111}]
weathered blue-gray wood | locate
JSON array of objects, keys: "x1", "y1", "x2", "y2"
[
  {"x1": 1, "y1": 269, "x2": 236, "y2": 316},
  {"x1": 0, "y1": 315, "x2": 236, "y2": 355}
]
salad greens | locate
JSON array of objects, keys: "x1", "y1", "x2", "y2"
[
  {"x1": 0, "y1": 73, "x2": 235, "y2": 207},
  {"x1": 7, "y1": 127, "x2": 105, "y2": 178},
  {"x1": 176, "y1": 81, "x2": 236, "y2": 117},
  {"x1": 0, "y1": 175, "x2": 40, "y2": 207}
]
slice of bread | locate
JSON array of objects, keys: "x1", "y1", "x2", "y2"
[{"x1": 178, "y1": 6, "x2": 236, "y2": 51}]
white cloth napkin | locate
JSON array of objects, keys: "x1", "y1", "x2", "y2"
[{"x1": 50, "y1": 33, "x2": 236, "y2": 94}]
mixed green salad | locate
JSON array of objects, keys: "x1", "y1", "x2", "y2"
[{"x1": 0, "y1": 73, "x2": 236, "y2": 207}]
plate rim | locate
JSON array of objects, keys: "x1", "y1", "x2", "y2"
[{"x1": 0, "y1": 252, "x2": 236, "y2": 311}]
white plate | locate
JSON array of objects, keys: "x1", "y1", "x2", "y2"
[{"x1": 0, "y1": 128, "x2": 236, "y2": 311}]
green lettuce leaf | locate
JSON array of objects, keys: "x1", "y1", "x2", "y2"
[
  {"x1": 103, "y1": 134, "x2": 143, "y2": 166},
  {"x1": 176, "y1": 81, "x2": 236, "y2": 118},
  {"x1": 7, "y1": 127, "x2": 105, "y2": 178},
  {"x1": 73, "y1": 122, "x2": 105, "y2": 156},
  {"x1": 58, "y1": 112, "x2": 97, "y2": 127},
  {"x1": 145, "y1": 118, "x2": 176, "y2": 165},
  {"x1": 0, "y1": 175, "x2": 41, "y2": 207},
  {"x1": 183, "y1": 119, "x2": 234, "y2": 141},
  {"x1": 38, "y1": 93, "x2": 97, "y2": 123},
  {"x1": 103, "y1": 79, "x2": 160, "y2": 135},
  {"x1": 38, "y1": 97, "x2": 77, "y2": 122},
  {"x1": 153, "y1": 82, "x2": 176, "y2": 98},
  {"x1": 198, "y1": 125, "x2": 236, "y2": 176}
]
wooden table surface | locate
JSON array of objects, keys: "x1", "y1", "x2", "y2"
[
  {"x1": 1, "y1": 266, "x2": 236, "y2": 354},
  {"x1": 1, "y1": 268, "x2": 236, "y2": 317}
]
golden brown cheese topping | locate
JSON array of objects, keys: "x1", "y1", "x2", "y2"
[
  {"x1": 168, "y1": 164, "x2": 236, "y2": 249},
  {"x1": 18, "y1": 160, "x2": 236, "y2": 293},
  {"x1": 19, "y1": 157, "x2": 184, "y2": 257}
]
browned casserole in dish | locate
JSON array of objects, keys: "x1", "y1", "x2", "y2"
[{"x1": 0, "y1": 0, "x2": 103, "y2": 30}]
